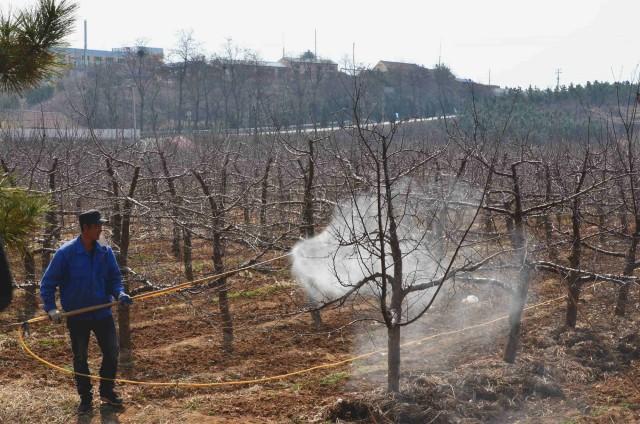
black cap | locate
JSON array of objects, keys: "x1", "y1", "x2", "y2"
[{"x1": 79, "y1": 209, "x2": 107, "y2": 227}]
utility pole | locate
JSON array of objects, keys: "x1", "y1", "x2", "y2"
[
  {"x1": 83, "y1": 20, "x2": 88, "y2": 68},
  {"x1": 352, "y1": 42, "x2": 356, "y2": 76},
  {"x1": 555, "y1": 68, "x2": 562, "y2": 90},
  {"x1": 314, "y1": 29, "x2": 317, "y2": 59},
  {"x1": 131, "y1": 86, "x2": 136, "y2": 141}
]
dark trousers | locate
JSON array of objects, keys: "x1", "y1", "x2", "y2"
[{"x1": 67, "y1": 316, "x2": 119, "y2": 397}]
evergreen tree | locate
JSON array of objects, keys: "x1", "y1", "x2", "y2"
[
  {"x1": 0, "y1": 0, "x2": 76, "y2": 311},
  {"x1": 0, "y1": 0, "x2": 77, "y2": 92}
]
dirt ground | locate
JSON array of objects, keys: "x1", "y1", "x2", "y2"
[{"x1": 1, "y1": 248, "x2": 639, "y2": 423}]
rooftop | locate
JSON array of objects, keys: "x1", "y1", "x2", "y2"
[
  {"x1": 55, "y1": 46, "x2": 164, "y2": 58},
  {"x1": 280, "y1": 56, "x2": 337, "y2": 65}
]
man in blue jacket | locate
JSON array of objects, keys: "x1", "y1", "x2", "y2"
[{"x1": 40, "y1": 209, "x2": 133, "y2": 414}]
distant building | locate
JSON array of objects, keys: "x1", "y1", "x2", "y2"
[
  {"x1": 373, "y1": 60, "x2": 423, "y2": 73},
  {"x1": 250, "y1": 61, "x2": 289, "y2": 81},
  {"x1": 55, "y1": 46, "x2": 164, "y2": 68},
  {"x1": 208, "y1": 56, "x2": 338, "y2": 82},
  {"x1": 375, "y1": 60, "x2": 494, "y2": 91},
  {"x1": 279, "y1": 56, "x2": 338, "y2": 75},
  {"x1": 208, "y1": 58, "x2": 288, "y2": 82}
]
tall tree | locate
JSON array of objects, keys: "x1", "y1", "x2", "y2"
[
  {"x1": 123, "y1": 43, "x2": 163, "y2": 134},
  {"x1": 171, "y1": 30, "x2": 200, "y2": 133},
  {"x1": 0, "y1": 0, "x2": 76, "y2": 311},
  {"x1": 0, "y1": 0, "x2": 77, "y2": 93}
]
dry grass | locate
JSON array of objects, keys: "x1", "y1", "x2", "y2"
[
  {"x1": 2, "y1": 225, "x2": 639, "y2": 422},
  {"x1": 0, "y1": 380, "x2": 78, "y2": 424}
]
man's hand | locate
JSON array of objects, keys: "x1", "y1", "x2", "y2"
[
  {"x1": 118, "y1": 292, "x2": 133, "y2": 306},
  {"x1": 48, "y1": 309, "x2": 62, "y2": 324}
]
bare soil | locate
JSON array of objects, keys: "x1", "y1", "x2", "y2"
[{"x1": 1, "y1": 251, "x2": 639, "y2": 423}]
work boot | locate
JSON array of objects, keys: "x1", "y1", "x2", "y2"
[
  {"x1": 100, "y1": 390, "x2": 123, "y2": 406},
  {"x1": 77, "y1": 395, "x2": 92, "y2": 414}
]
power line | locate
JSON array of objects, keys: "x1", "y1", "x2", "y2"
[{"x1": 555, "y1": 68, "x2": 562, "y2": 90}]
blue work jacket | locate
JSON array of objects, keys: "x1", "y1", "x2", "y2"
[{"x1": 40, "y1": 236, "x2": 124, "y2": 320}]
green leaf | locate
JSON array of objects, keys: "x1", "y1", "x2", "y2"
[{"x1": 0, "y1": 178, "x2": 50, "y2": 251}]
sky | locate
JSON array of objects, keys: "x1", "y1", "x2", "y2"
[{"x1": 5, "y1": 0, "x2": 640, "y2": 88}]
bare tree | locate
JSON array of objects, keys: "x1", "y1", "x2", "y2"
[
  {"x1": 612, "y1": 83, "x2": 640, "y2": 317},
  {"x1": 193, "y1": 165, "x2": 234, "y2": 353},
  {"x1": 158, "y1": 148, "x2": 183, "y2": 260},
  {"x1": 296, "y1": 79, "x2": 494, "y2": 392},
  {"x1": 105, "y1": 158, "x2": 141, "y2": 366},
  {"x1": 171, "y1": 30, "x2": 201, "y2": 133},
  {"x1": 123, "y1": 43, "x2": 163, "y2": 134}
]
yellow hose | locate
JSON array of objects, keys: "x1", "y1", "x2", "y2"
[{"x1": 16, "y1": 288, "x2": 572, "y2": 388}]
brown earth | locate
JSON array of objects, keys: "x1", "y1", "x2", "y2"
[{"x1": 1, "y1": 250, "x2": 639, "y2": 423}]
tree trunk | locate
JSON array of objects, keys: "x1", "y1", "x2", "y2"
[
  {"x1": 618, "y1": 184, "x2": 629, "y2": 232},
  {"x1": 177, "y1": 64, "x2": 186, "y2": 133},
  {"x1": 615, "y1": 230, "x2": 638, "y2": 317},
  {"x1": 260, "y1": 157, "x2": 273, "y2": 229},
  {"x1": 620, "y1": 211, "x2": 629, "y2": 233},
  {"x1": 116, "y1": 166, "x2": 140, "y2": 368},
  {"x1": 0, "y1": 236, "x2": 13, "y2": 312},
  {"x1": 22, "y1": 251, "x2": 37, "y2": 320},
  {"x1": 566, "y1": 282, "x2": 581, "y2": 328},
  {"x1": 503, "y1": 166, "x2": 530, "y2": 363},
  {"x1": 276, "y1": 164, "x2": 287, "y2": 225},
  {"x1": 193, "y1": 169, "x2": 234, "y2": 352},
  {"x1": 117, "y1": 294, "x2": 132, "y2": 367},
  {"x1": 213, "y1": 228, "x2": 232, "y2": 353},
  {"x1": 106, "y1": 159, "x2": 122, "y2": 249},
  {"x1": 204, "y1": 90, "x2": 211, "y2": 129},
  {"x1": 182, "y1": 228, "x2": 194, "y2": 281},
  {"x1": 300, "y1": 143, "x2": 321, "y2": 328},
  {"x1": 218, "y1": 278, "x2": 233, "y2": 353},
  {"x1": 555, "y1": 211, "x2": 564, "y2": 231},
  {"x1": 565, "y1": 230, "x2": 582, "y2": 328},
  {"x1": 432, "y1": 205, "x2": 446, "y2": 266},
  {"x1": 596, "y1": 204, "x2": 606, "y2": 245},
  {"x1": 387, "y1": 324, "x2": 401, "y2": 393},
  {"x1": 505, "y1": 211, "x2": 515, "y2": 244},
  {"x1": 543, "y1": 165, "x2": 557, "y2": 258},
  {"x1": 139, "y1": 94, "x2": 145, "y2": 134},
  {"x1": 241, "y1": 177, "x2": 251, "y2": 225},
  {"x1": 503, "y1": 261, "x2": 530, "y2": 363},
  {"x1": 42, "y1": 158, "x2": 58, "y2": 270},
  {"x1": 565, "y1": 158, "x2": 587, "y2": 328},
  {"x1": 615, "y1": 283, "x2": 631, "y2": 317},
  {"x1": 171, "y1": 225, "x2": 182, "y2": 260},
  {"x1": 383, "y1": 134, "x2": 405, "y2": 393},
  {"x1": 543, "y1": 214, "x2": 555, "y2": 258},
  {"x1": 159, "y1": 152, "x2": 182, "y2": 260},
  {"x1": 301, "y1": 170, "x2": 315, "y2": 238}
]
